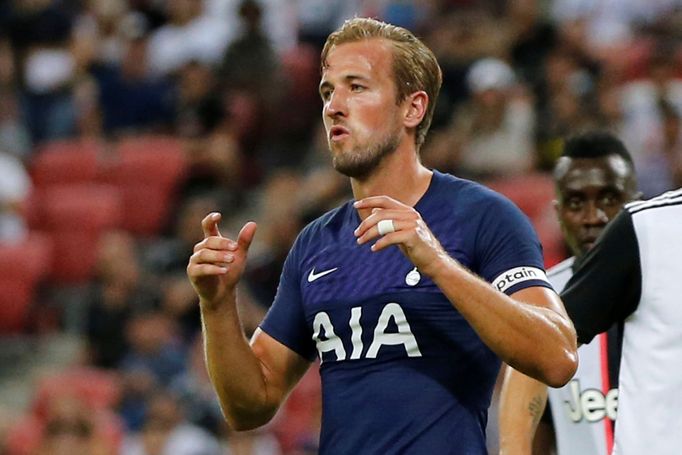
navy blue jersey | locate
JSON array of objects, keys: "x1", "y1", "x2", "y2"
[{"x1": 260, "y1": 171, "x2": 551, "y2": 454}]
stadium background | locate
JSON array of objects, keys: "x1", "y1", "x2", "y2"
[{"x1": 0, "y1": 0, "x2": 681, "y2": 454}]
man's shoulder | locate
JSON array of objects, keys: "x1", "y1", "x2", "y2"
[
  {"x1": 430, "y1": 170, "x2": 514, "y2": 212},
  {"x1": 434, "y1": 170, "x2": 498, "y2": 197},
  {"x1": 625, "y1": 188, "x2": 682, "y2": 216}
]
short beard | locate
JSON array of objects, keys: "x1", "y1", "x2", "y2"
[{"x1": 331, "y1": 131, "x2": 401, "y2": 180}]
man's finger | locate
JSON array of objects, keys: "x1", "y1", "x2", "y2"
[
  {"x1": 201, "y1": 212, "x2": 223, "y2": 239},
  {"x1": 187, "y1": 263, "x2": 228, "y2": 277},
  {"x1": 354, "y1": 209, "x2": 412, "y2": 238},
  {"x1": 353, "y1": 196, "x2": 405, "y2": 210},
  {"x1": 190, "y1": 249, "x2": 235, "y2": 265},
  {"x1": 356, "y1": 218, "x2": 412, "y2": 245},
  {"x1": 237, "y1": 221, "x2": 258, "y2": 252},
  {"x1": 194, "y1": 237, "x2": 237, "y2": 254},
  {"x1": 369, "y1": 230, "x2": 411, "y2": 252}
]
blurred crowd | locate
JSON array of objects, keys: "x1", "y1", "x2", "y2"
[{"x1": 1, "y1": 0, "x2": 682, "y2": 454}]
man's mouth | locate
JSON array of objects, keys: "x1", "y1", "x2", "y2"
[
  {"x1": 581, "y1": 236, "x2": 598, "y2": 250},
  {"x1": 330, "y1": 126, "x2": 349, "y2": 141}
]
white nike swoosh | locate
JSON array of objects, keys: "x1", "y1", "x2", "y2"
[{"x1": 307, "y1": 267, "x2": 339, "y2": 282}]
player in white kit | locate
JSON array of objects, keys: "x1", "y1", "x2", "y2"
[{"x1": 499, "y1": 131, "x2": 639, "y2": 454}]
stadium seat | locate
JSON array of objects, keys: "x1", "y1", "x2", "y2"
[
  {"x1": 4, "y1": 414, "x2": 43, "y2": 455},
  {"x1": 101, "y1": 135, "x2": 188, "y2": 236},
  {"x1": 30, "y1": 139, "x2": 102, "y2": 187},
  {"x1": 32, "y1": 368, "x2": 122, "y2": 420},
  {"x1": 0, "y1": 233, "x2": 53, "y2": 333},
  {"x1": 6, "y1": 368, "x2": 124, "y2": 454},
  {"x1": 35, "y1": 184, "x2": 123, "y2": 284}
]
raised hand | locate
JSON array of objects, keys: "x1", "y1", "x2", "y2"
[
  {"x1": 187, "y1": 212, "x2": 257, "y2": 310},
  {"x1": 353, "y1": 196, "x2": 448, "y2": 278}
]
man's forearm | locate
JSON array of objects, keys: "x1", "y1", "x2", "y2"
[
  {"x1": 429, "y1": 255, "x2": 577, "y2": 386},
  {"x1": 499, "y1": 366, "x2": 549, "y2": 454},
  {"x1": 200, "y1": 295, "x2": 277, "y2": 430}
]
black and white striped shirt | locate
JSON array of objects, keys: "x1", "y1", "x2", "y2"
[{"x1": 562, "y1": 188, "x2": 682, "y2": 455}]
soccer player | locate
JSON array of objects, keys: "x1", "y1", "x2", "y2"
[
  {"x1": 498, "y1": 131, "x2": 640, "y2": 455},
  {"x1": 187, "y1": 18, "x2": 578, "y2": 453},
  {"x1": 561, "y1": 187, "x2": 682, "y2": 453}
]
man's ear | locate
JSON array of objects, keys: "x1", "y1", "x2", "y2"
[{"x1": 404, "y1": 91, "x2": 428, "y2": 128}]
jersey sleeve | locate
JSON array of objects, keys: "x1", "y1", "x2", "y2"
[
  {"x1": 560, "y1": 210, "x2": 641, "y2": 344},
  {"x1": 259, "y1": 236, "x2": 317, "y2": 361},
  {"x1": 476, "y1": 193, "x2": 552, "y2": 295}
]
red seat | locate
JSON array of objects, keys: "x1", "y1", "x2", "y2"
[
  {"x1": 5, "y1": 415, "x2": 43, "y2": 455},
  {"x1": 30, "y1": 139, "x2": 101, "y2": 187},
  {"x1": 34, "y1": 184, "x2": 123, "y2": 284},
  {"x1": 101, "y1": 136, "x2": 187, "y2": 236},
  {"x1": 0, "y1": 233, "x2": 53, "y2": 333},
  {"x1": 6, "y1": 368, "x2": 124, "y2": 454},
  {"x1": 32, "y1": 368, "x2": 122, "y2": 420}
]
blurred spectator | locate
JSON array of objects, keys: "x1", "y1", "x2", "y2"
[
  {"x1": 424, "y1": 8, "x2": 513, "y2": 115},
  {"x1": 535, "y1": 48, "x2": 600, "y2": 167},
  {"x1": 170, "y1": 337, "x2": 224, "y2": 435},
  {"x1": 147, "y1": 0, "x2": 232, "y2": 77},
  {"x1": 0, "y1": 149, "x2": 31, "y2": 243},
  {"x1": 219, "y1": 0, "x2": 281, "y2": 103},
  {"x1": 176, "y1": 61, "x2": 222, "y2": 138},
  {"x1": 0, "y1": 36, "x2": 31, "y2": 158},
  {"x1": 118, "y1": 368, "x2": 158, "y2": 432},
  {"x1": 207, "y1": 0, "x2": 297, "y2": 54},
  {"x1": 219, "y1": 0, "x2": 292, "y2": 171},
  {"x1": 117, "y1": 311, "x2": 186, "y2": 431},
  {"x1": 121, "y1": 390, "x2": 222, "y2": 455},
  {"x1": 551, "y1": 0, "x2": 679, "y2": 60},
  {"x1": 85, "y1": 231, "x2": 161, "y2": 369},
  {"x1": 508, "y1": 0, "x2": 558, "y2": 91},
  {"x1": 0, "y1": 92, "x2": 31, "y2": 160},
  {"x1": 631, "y1": 98, "x2": 682, "y2": 197},
  {"x1": 160, "y1": 273, "x2": 201, "y2": 342},
  {"x1": 620, "y1": 44, "x2": 682, "y2": 196},
  {"x1": 91, "y1": 26, "x2": 175, "y2": 136},
  {"x1": 428, "y1": 57, "x2": 535, "y2": 179},
  {"x1": 7, "y1": 0, "x2": 79, "y2": 143},
  {"x1": 119, "y1": 310, "x2": 187, "y2": 387},
  {"x1": 72, "y1": 0, "x2": 130, "y2": 67}
]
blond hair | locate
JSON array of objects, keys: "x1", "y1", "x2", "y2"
[{"x1": 321, "y1": 17, "x2": 442, "y2": 150}]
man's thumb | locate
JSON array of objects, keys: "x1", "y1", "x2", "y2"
[{"x1": 237, "y1": 221, "x2": 257, "y2": 252}]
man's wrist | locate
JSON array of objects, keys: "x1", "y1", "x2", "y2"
[
  {"x1": 421, "y1": 250, "x2": 459, "y2": 281},
  {"x1": 199, "y1": 290, "x2": 238, "y2": 315}
]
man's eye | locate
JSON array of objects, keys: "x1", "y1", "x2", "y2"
[
  {"x1": 567, "y1": 199, "x2": 583, "y2": 210},
  {"x1": 351, "y1": 84, "x2": 364, "y2": 92},
  {"x1": 601, "y1": 194, "x2": 619, "y2": 206}
]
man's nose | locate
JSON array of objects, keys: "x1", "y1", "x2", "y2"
[
  {"x1": 324, "y1": 91, "x2": 347, "y2": 118},
  {"x1": 583, "y1": 202, "x2": 608, "y2": 225}
]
